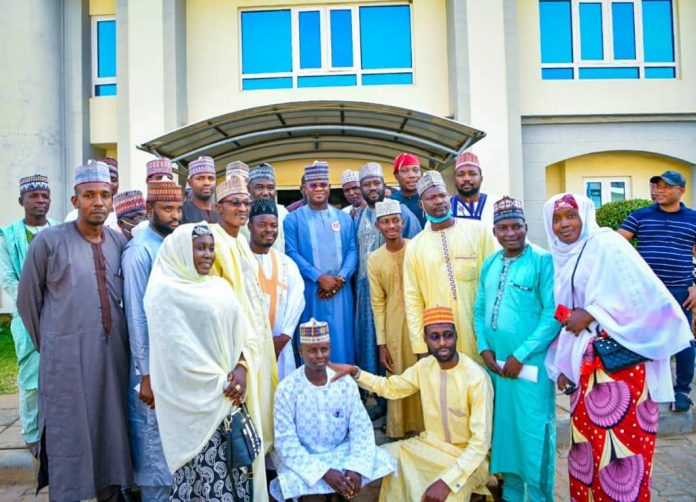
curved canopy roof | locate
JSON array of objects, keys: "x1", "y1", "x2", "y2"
[{"x1": 138, "y1": 101, "x2": 486, "y2": 173}]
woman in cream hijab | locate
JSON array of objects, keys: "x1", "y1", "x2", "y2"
[{"x1": 144, "y1": 222, "x2": 267, "y2": 501}]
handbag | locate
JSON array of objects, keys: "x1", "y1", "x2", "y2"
[
  {"x1": 569, "y1": 242, "x2": 650, "y2": 374},
  {"x1": 223, "y1": 404, "x2": 262, "y2": 471}
]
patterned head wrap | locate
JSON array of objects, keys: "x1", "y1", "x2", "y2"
[
  {"x1": 146, "y1": 158, "x2": 174, "y2": 179},
  {"x1": 553, "y1": 194, "x2": 579, "y2": 211},
  {"x1": 147, "y1": 180, "x2": 183, "y2": 203},
  {"x1": 304, "y1": 161, "x2": 330, "y2": 182},
  {"x1": 74, "y1": 160, "x2": 111, "y2": 188},
  {"x1": 493, "y1": 196, "x2": 525, "y2": 223},
  {"x1": 99, "y1": 157, "x2": 119, "y2": 177},
  {"x1": 416, "y1": 170, "x2": 446, "y2": 197},
  {"x1": 340, "y1": 170, "x2": 360, "y2": 186},
  {"x1": 250, "y1": 198, "x2": 278, "y2": 219},
  {"x1": 359, "y1": 162, "x2": 384, "y2": 181},
  {"x1": 216, "y1": 175, "x2": 248, "y2": 201},
  {"x1": 192, "y1": 224, "x2": 213, "y2": 239},
  {"x1": 249, "y1": 163, "x2": 275, "y2": 184},
  {"x1": 375, "y1": 199, "x2": 401, "y2": 219},
  {"x1": 393, "y1": 153, "x2": 420, "y2": 175},
  {"x1": 19, "y1": 174, "x2": 50, "y2": 195},
  {"x1": 455, "y1": 151, "x2": 480, "y2": 173},
  {"x1": 113, "y1": 190, "x2": 146, "y2": 218},
  {"x1": 299, "y1": 318, "x2": 330, "y2": 345},
  {"x1": 226, "y1": 161, "x2": 250, "y2": 181},
  {"x1": 423, "y1": 306, "x2": 455, "y2": 328},
  {"x1": 188, "y1": 156, "x2": 216, "y2": 179}
]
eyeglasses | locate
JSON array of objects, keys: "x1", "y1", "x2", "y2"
[
  {"x1": 426, "y1": 332, "x2": 456, "y2": 343},
  {"x1": 307, "y1": 182, "x2": 329, "y2": 190},
  {"x1": 227, "y1": 199, "x2": 252, "y2": 207}
]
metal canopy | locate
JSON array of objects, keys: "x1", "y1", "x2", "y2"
[{"x1": 138, "y1": 101, "x2": 486, "y2": 173}]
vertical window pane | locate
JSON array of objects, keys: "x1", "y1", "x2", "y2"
[
  {"x1": 612, "y1": 3, "x2": 636, "y2": 59},
  {"x1": 241, "y1": 10, "x2": 292, "y2": 74},
  {"x1": 642, "y1": 0, "x2": 674, "y2": 62},
  {"x1": 610, "y1": 181, "x2": 626, "y2": 202},
  {"x1": 586, "y1": 182, "x2": 602, "y2": 208},
  {"x1": 580, "y1": 3, "x2": 604, "y2": 60},
  {"x1": 539, "y1": 0, "x2": 573, "y2": 63},
  {"x1": 359, "y1": 6, "x2": 412, "y2": 69},
  {"x1": 299, "y1": 11, "x2": 322, "y2": 69},
  {"x1": 330, "y1": 10, "x2": 353, "y2": 68},
  {"x1": 97, "y1": 20, "x2": 116, "y2": 78}
]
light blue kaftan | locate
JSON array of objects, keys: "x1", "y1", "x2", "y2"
[
  {"x1": 474, "y1": 244, "x2": 559, "y2": 502},
  {"x1": 354, "y1": 204, "x2": 421, "y2": 373},
  {"x1": 270, "y1": 366, "x2": 394, "y2": 500},
  {"x1": 284, "y1": 205, "x2": 358, "y2": 364},
  {"x1": 122, "y1": 225, "x2": 172, "y2": 494}
]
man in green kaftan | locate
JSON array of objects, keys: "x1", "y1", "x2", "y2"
[{"x1": 473, "y1": 196, "x2": 560, "y2": 502}]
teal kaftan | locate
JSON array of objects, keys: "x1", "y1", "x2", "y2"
[{"x1": 474, "y1": 243, "x2": 560, "y2": 502}]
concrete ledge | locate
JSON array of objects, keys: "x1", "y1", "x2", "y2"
[{"x1": 0, "y1": 450, "x2": 35, "y2": 484}]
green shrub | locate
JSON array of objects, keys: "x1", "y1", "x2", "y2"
[{"x1": 596, "y1": 199, "x2": 653, "y2": 230}]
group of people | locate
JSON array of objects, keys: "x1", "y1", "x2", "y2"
[{"x1": 0, "y1": 148, "x2": 693, "y2": 502}]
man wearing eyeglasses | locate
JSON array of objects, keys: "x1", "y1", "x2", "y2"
[
  {"x1": 284, "y1": 161, "x2": 359, "y2": 365},
  {"x1": 210, "y1": 175, "x2": 279, "y2": 455},
  {"x1": 330, "y1": 305, "x2": 493, "y2": 502}
]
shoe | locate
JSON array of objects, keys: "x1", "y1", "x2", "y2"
[
  {"x1": 25, "y1": 441, "x2": 40, "y2": 458},
  {"x1": 671, "y1": 392, "x2": 693, "y2": 412},
  {"x1": 367, "y1": 403, "x2": 386, "y2": 421}
]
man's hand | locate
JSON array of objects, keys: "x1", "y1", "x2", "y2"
[
  {"x1": 480, "y1": 350, "x2": 503, "y2": 377},
  {"x1": 557, "y1": 373, "x2": 574, "y2": 393},
  {"x1": 564, "y1": 308, "x2": 595, "y2": 335},
  {"x1": 224, "y1": 363, "x2": 247, "y2": 405},
  {"x1": 317, "y1": 275, "x2": 339, "y2": 294},
  {"x1": 328, "y1": 362, "x2": 358, "y2": 382},
  {"x1": 502, "y1": 355, "x2": 523, "y2": 378},
  {"x1": 378, "y1": 345, "x2": 395, "y2": 373},
  {"x1": 323, "y1": 468, "x2": 353, "y2": 498},
  {"x1": 139, "y1": 375, "x2": 155, "y2": 409},
  {"x1": 683, "y1": 286, "x2": 696, "y2": 311},
  {"x1": 421, "y1": 479, "x2": 451, "y2": 502},
  {"x1": 344, "y1": 470, "x2": 362, "y2": 498},
  {"x1": 273, "y1": 334, "x2": 291, "y2": 359}
]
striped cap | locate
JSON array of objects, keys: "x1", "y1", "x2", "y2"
[
  {"x1": 226, "y1": 160, "x2": 250, "y2": 180},
  {"x1": 19, "y1": 174, "x2": 50, "y2": 195},
  {"x1": 146, "y1": 158, "x2": 174, "y2": 179},
  {"x1": 249, "y1": 163, "x2": 275, "y2": 183},
  {"x1": 304, "y1": 161, "x2": 329, "y2": 182},
  {"x1": 423, "y1": 306, "x2": 455, "y2": 327},
  {"x1": 216, "y1": 175, "x2": 248, "y2": 201},
  {"x1": 493, "y1": 196, "x2": 525, "y2": 223},
  {"x1": 98, "y1": 157, "x2": 119, "y2": 176},
  {"x1": 147, "y1": 179, "x2": 183, "y2": 203},
  {"x1": 74, "y1": 160, "x2": 111, "y2": 188},
  {"x1": 455, "y1": 151, "x2": 480, "y2": 173},
  {"x1": 188, "y1": 156, "x2": 216, "y2": 179},
  {"x1": 416, "y1": 170, "x2": 446, "y2": 197},
  {"x1": 113, "y1": 190, "x2": 146, "y2": 218},
  {"x1": 299, "y1": 318, "x2": 330, "y2": 345},
  {"x1": 359, "y1": 162, "x2": 383, "y2": 181}
]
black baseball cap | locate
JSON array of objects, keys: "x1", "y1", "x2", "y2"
[{"x1": 650, "y1": 170, "x2": 686, "y2": 188}]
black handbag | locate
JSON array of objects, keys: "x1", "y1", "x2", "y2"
[
  {"x1": 569, "y1": 242, "x2": 650, "y2": 374},
  {"x1": 223, "y1": 404, "x2": 262, "y2": 470}
]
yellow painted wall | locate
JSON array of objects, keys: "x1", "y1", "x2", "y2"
[
  {"x1": 90, "y1": 0, "x2": 115, "y2": 16},
  {"x1": 89, "y1": 96, "x2": 118, "y2": 146},
  {"x1": 186, "y1": 0, "x2": 451, "y2": 123},
  {"x1": 517, "y1": 0, "x2": 696, "y2": 115},
  {"x1": 545, "y1": 152, "x2": 692, "y2": 205}
]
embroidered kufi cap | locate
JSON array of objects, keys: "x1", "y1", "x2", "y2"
[
  {"x1": 299, "y1": 318, "x2": 330, "y2": 344},
  {"x1": 455, "y1": 151, "x2": 480, "y2": 173},
  {"x1": 249, "y1": 163, "x2": 275, "y2": 184},
  {"x1": 113, "y1": 190, "x2": 146, "y2": 218},
  {"x1": 340, "y1": 170, "x2": 360, "y2": 186},
  {"x1": 19, "y1": 174, "x2": 50, "y2": 195},
  {"x1": 250, "y1": 198, "x2": 278, "y2": 219},
  {"x1": 393, "y1": 153, "x2": 420, "y2": 175},
  {"x1": 73, "y1": 160, "x2": 112, "y2": 188},
  {"x1": 216, "y1": 175, "x2": 249, "y2": 201},
  {"x1": 416, "y1": 170, "x2": 446, "y2": 197},
  {"x1": 188, "y1": 156, "x2": 216, "y2": 179},
  {"x1": 146, "y1": 158, "x2": 174, "y2": 179},
  {"x1": 553, "y1": 194, "x2": 579, "y2": 211},
  {"x1": 304, "y1": 161, "x2": 330, "y2": 182},
  {"x1": 423, "y1": 306, "x2": 455, "y2": 328},
  {"x1": 147, "y1": 179, "x2": 183, "y2": 203},
  {"x1": 359, "y1": 162, "x2": 384, "y2": 181},
  {"x1": 99, "y1": 157, "x2": 119, "y2": 176},
  {"x1": 375, "y1": 199, "x2": 401, "y2": 219},
  {"x1": 493, "y1": 196, "x2": 525, "y2": 224},
  {"x1": 226, "y1": 160, "x2": 250, "y2": 181}
]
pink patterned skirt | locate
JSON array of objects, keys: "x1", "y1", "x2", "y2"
[{"x1": 567, "y1": 342, "x2": 659, "y2": 501}]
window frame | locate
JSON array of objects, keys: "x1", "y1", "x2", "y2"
[
  {"x1": 540, "y1": 0, "x2": 678, "y2": 79},
  {"x1": 584, "y1": 176, "x2": 632, "y2": 208},
  {"x1": 239, "y1": 3, "x2": 415, "y2": 90},
  {"x1": 91, "y1": 16, "x2": 117, "y2": 97}
]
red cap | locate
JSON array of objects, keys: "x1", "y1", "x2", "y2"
[
  {"x1": 393, "y1": 153, "x2": 420, "y2": 175},
  {"x1": 455, "y1": 151, "x2": 480, "y2": 173}
]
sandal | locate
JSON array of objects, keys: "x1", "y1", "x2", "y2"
[{"x1": 671, "y1": 392, "x2": 693, "y2": 412}]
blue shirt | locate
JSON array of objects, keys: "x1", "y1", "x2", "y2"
[
  {"x1": 620, "y1": 203, "x2": 696, "y2": 287},
  {"x1": 389, "y1": 190, "x2": 426, "y2": 227}
]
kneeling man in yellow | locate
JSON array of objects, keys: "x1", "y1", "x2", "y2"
[{"x1": 331, "y1": 306, "x2": 493, "y2": 502}]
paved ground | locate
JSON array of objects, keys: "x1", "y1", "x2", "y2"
[{"x1": 1, "y1": 392, "x2": 694, "y2": 501}]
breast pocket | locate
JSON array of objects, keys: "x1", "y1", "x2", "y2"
[{"x1": 453, "y1": 255, "x2": 477, "y2": 281}]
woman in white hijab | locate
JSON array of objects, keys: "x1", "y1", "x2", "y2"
[
  {"x1": 543, "y1": 193, "x2": 691, "y2": 502},
  {"x1": 144, "y1": 222, "x2": 267, "y2": 501}
]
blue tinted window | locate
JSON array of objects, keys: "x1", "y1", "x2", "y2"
[
  {"x1": 97, "y1": 20, "x2": 116, "y2": 78},
  {"x1": 580, "y1": 3, "x2": 603, "y2": 60},
  {"x1": 330, "y1": 10, "x2": 353, "y2": 68},
  {"x1": 539, "y1": 1, "x2": 573, "y2": 63},
  {"x1": 542, "y1": 68, "x2": 574, "y2": 79},
  {"x1": 362, "y1": 73, "x2": 413, "y2": 85},
  {"x1": 586, "y1": 182, "x2": 602, "y2": 207},
  {"x1": 579, "y1": 67, "x2": 639, "y2": 78},
  {"x1": 645, "y1": 67, "x2": 675, "y2": 78},
  {"x1": 298, "y1": 75, "x2": 357, "y2": 87},
  {"x1": 242, "y1": 77, "x2": 294, "y2": 90},
  {"x1": 95, "y1": 84, "x2": 117, "y2": 96},
  {"x1": 612, "y1": 3, "x2": 636, "y2": 59},
  {"x1": 643, "y1": 0, "x2": 674, "y2": 62},
  {"x1": 299, "y1": 11, "x2": 321, "y2": 69},
  {"x1": 360, "y1": 6, "x2": 412, "y2": 69},
  {"x1": 241, "y1": 10, "x2": 292, "y2": 74}
]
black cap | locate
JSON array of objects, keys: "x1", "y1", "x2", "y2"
[{"x1": 650, "y1": 170, "x2": 686, "y2": 188}]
